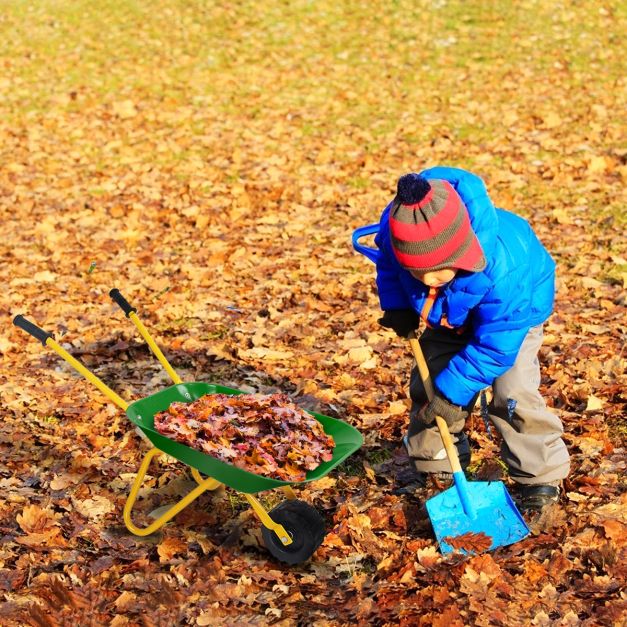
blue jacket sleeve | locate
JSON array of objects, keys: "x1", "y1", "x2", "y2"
[{"x1": 434, "y1": 280, "x2": 532, "y2": 406}]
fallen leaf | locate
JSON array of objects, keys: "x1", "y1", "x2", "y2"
[
  {"x1": 585, "y1": 395, "x2": 604, "y2": 411},
  {"x1": 50, "y1": 473, "x2": 83, "y2": 490},
  {"x1": 599, "y1": 519, "x2": 626, "y2": 545},
  {"x1": 415, "y1": 545, "x2": 441, "y2": 568},
  {"x1": 388, "y1": 400, "x2": 408, "y2": 415},
  {"x1": 72, "y1": 495, "x2": 115, "y2": 520},
  {"x1": 587, "y1": 156, "x2": 610, "y2": 173},
  {"x1": 112, "y1": 100, "x2": 138, "y2": 119},
  {"x1": 443, "y1": 531, "x2": 493, "y2": 554},
  {"x1": 580, "y1": 277, "x2": 603, "y2": 289},
  {"x1": 114, "y1": 591, "x2": 138, "y2": 611},
  {"x1": 580, "y1": 323, "x2": 611, "y2": 335},
  {"x1": 157, "y1": 536, "x2": 188, "y2": 562},
  {"x1": 552, "y1": 208, "x2": 574, "y2": 225},
  {"x1": 543, "y1": 112, "x2": 562, "y2": 128},
  {"x1": 238, "y1": 347, "x2": 294, "y2": 361},
  {"x1": 347, "y1": 346, "x2": 373, "y2": 364},
  {"x1": 16, "y1": 504, "x2": 60, "y2": 533}
]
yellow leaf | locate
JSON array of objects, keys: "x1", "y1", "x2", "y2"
[
  {"x1": 347, "y1": 346, "x2": 373, "y2": 364},
  {"x1": 337, "y1": 373, "x2": 356, "y2": 389},
  {"x1": 318, "y1": 388, "x2": 337, "y2": 402},
  {"x1": 239, "y1": 347, "x2": 294, "y2": 361},
  {"x1": 339, "y1": 337, "x2": 368, "y2": 350},
  {"x1": 580, "y1": 277, "x2": 603, "y2": 289},
  {"x1": 195, "y1": 214, "x2": 210, "y2": 230},
  {"x1": 332, "y1": 353, "x2": 349, "y2": 366},
  {"x1": 377, "y1": 554, "x2": 395, "y2": 571},
  {"x1": 587, "y1": 156, "x2": 610, "y2": 174},
  {"x1": 388, "y1": 400, "x2": 408, "y2": 415},
  {"x1": 310, "y1": 476, "x2": 337, "y2": 491},
  {"x1": 363, "y1": 461, "x2": 376, "y2": 481},
  {"x1": 197, "y1": 613, "x2": 214, "y2": 626},
  {"x1": 580, "y1": 323, "x2": 610, "y2": 335},
  {"x1": 585, "y1": 395, "x2": 604, "y2": 411},
  {"x1": 112, "y1": 100, "x2": 138, "y2": 119},
  {"x1": 72, "y1": 495, "x2": 115, "y2": 520},
  {"x1": 400, "y1": 567, "x2": 416, "y2": 584},
  {"x1": 552, "y1": 208, "x2": 573, "y2": 225},
  {"x1": 33, "y1": 270, "x2": 57, "y2": 282},
  {"x1": 543, "y1": 112, "x2": 562, "y2": 128},
  {"x1": 0, "y1": 337, "x2": 15, "y2": 354},
  {"x1": 359, "y1": 356, "x2": 378, "y2": 370}
]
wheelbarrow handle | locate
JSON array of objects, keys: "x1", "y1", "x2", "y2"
[
  {"x1": 408, "y1": 331, "x2": 464, "y2": 475},
  {"x1": 13, "y1": 315, "x2": 54, "y2": 346},
  {"x1": 109, "y1": 288, "x2": 182, "y2": 385},
  {"x1": 109, "y1": 289, "x2": 137, "y2": 317}
]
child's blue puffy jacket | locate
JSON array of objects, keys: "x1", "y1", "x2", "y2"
[{"x1": 373, "y1": 166, "x2": 555, "y2": 406}]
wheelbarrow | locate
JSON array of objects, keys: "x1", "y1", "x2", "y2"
[{"x1": 13, "y1": 289, "x2": 363, "y2": 564}]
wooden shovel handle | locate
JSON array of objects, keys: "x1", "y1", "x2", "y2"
[{"x1": 408, "y1": 332, "x2": 463, "y2": 475}]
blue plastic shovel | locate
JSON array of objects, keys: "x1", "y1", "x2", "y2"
[{"x1": 409, "y1": 334, "x2": 529, "y2": 554}]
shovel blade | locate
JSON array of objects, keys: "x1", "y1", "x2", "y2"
[{"x1": 426, "y1": 481, "x2": 529, "y2": 554}]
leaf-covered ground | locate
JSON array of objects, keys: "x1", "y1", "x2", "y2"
[{"x1": 0, "y1": 1, "x2": 625, "y2": 625}]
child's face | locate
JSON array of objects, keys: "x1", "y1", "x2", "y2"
[{"x1": 409, "y1": 268, "x2": 457, "y2": 288}]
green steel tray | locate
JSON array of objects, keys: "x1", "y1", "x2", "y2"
[{"x1": 125, "y1": 382, "x2": 363, "y2": 494}]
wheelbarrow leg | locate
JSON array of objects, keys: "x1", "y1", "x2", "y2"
[
  {"x1": 243, "y1": 493, "x2": 293, "y2": 546},
  {"x1": 123, "y1": 447, "x2": 221, "y2": 537},
  {"x1": 281, "y1": 486, "x2": 297, "y2": 500},
  {"x1": 190, "y1": 467, "x2": 222, "y2": 491}
]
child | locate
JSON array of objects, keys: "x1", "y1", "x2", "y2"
[{"x1": 372, "y1": 166, "x2": 570, "y2": 512}]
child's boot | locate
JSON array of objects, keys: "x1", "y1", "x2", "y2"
[{"x1": 518, "y1": 481, "x2": 561, "y2": 512}]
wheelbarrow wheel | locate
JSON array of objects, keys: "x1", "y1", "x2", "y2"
[{"x1": 261, "y1": 500, "x2": 325, "y2": 565}]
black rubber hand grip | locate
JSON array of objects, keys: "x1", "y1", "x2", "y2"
[
  {"x1": 13, "y1": 315, "x2": 54, "y2": 346},
  {"x1": 109, "y1": 289, "x2": 137, "y2": 317}
]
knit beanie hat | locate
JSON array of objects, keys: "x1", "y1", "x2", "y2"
[{"x1": 389, "y1": 173, "x2": 486, "y2": 272}]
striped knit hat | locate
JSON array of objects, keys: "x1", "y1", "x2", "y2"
[{"x1": 389, "y1": 173, "x2": 486, "y2": 272}]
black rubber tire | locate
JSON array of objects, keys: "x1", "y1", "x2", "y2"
[{"x1": 261, "y1": 500, "x2": 326, "y2": 565}]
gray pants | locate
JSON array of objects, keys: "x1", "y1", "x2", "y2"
[{"x1": 406, "y1": 324, "x2": 570, "y2": 485}]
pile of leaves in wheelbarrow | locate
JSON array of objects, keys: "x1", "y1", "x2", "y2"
[{"x1": 154, "y1": 392, "x2": 335, "y2": 481}]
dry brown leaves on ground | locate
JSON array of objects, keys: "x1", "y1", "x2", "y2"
[{"x1": 1, "y1": 1, "x2": 625, "y2": 625}]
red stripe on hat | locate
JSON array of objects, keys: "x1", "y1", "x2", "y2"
[
  {"x1": 449, "y1": 234, "x2": 485, "y2": 271},
  {"x1": 389, "y1": 186, "x2": 461, "y2": 242},
  {"x1": 393, "y1": 216, "x2": 471, "y2": 269}
]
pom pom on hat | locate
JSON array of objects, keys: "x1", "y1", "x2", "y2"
[
  {"x1": 389, "y1": 173, "x2": 487, "y2": 273},
  {"x1": 396, "y1": 173, "x2": 432, "y2": 205}
]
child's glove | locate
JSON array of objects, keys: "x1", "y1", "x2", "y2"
[
  {"x1": 378, "y1": 309, "x2": 420, "y2": 338},
  {"x1": 419, "y1": 394, "x2": 468, "y2": 428}
]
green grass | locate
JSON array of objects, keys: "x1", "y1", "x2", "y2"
[
  {"x1": 0, "y1": 0, "x2": 623, "y2": 215},
  {"x1": 2, "y1": 0, "x2": 624, "y2": 122}
]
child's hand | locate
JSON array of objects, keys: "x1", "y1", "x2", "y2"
[
  {"x1": 378, "y1": 309, "x2": 420, "y2": 338},
  {"x1": 419, "y1": 394, "x2": 468, "y2": 428}
]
